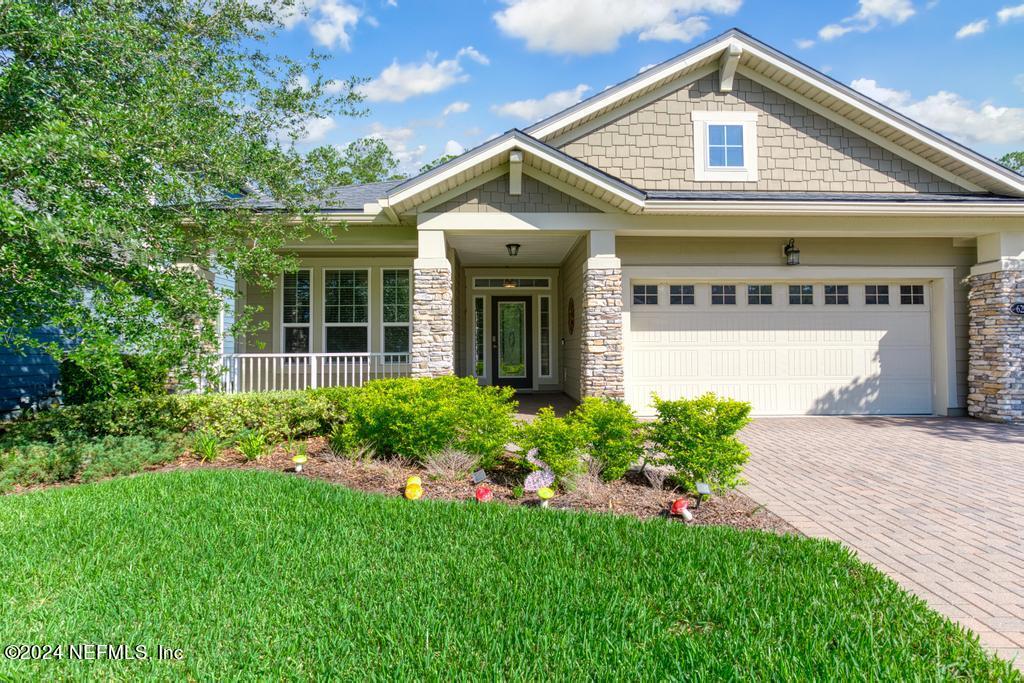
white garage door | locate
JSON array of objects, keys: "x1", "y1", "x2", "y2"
[{"x1": 625, "y1": 282, "x2": 933, "y2": 416}]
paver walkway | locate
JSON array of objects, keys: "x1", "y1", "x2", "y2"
[{"x1": 740, "y1": 417, "x2": 1024, "y2": 668}]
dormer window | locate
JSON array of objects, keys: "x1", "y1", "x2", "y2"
[{"x1": 691, "y1": 111, "x2": 759, "y2": 182}]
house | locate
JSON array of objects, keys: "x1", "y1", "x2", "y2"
[{"x1": 223, "y1": 29, "x2": 1024, "y2": 423}]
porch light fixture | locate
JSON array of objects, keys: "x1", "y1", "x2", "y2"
[
  {"x1": 502, "y1": 279, "x2": 517, "y2": 288},
  {"x1": 506, "y1": 243, "x2": 521, "y2": 257},
  {"x1": 784, "y1": 239, "x2": 800, "y2": 266}
]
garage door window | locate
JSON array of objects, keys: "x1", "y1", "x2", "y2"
[
  {"x1": 711, "y1": 285, "x2": 736, "y2": 305},
  {"x1": 865, "y1": 285, "x2": 889, "y2": 305},
  {"x1": 670, "y1": 285, "x2": 694, "y2": 305},
  {"x1": 824, "y1": 285, "x2": 849, "y2": 305},
  {"x1": 788, "y1": 285, "x2": 813, "y2": 305},
  {"x1": 633, "y1": 284, "x2": 658, "y2": 305},
  {"x1": 901, "y1": 285, "x2": 925, "y2": 305},
  {"x1": 747, "y1": 285, "x2": 772, "y2": 305}
]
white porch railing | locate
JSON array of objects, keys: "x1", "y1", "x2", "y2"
[{"x1": 218, "y1": 353, "x2": 410, "y2": 393}]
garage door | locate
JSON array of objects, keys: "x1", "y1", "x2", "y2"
[{"x1": 625, "y1": 282, "x2": 933, "y2": 416}]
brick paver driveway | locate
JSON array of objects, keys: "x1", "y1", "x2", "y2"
[{"x1": 740, "y1": 417, "x2": 1024, "y2": 667}]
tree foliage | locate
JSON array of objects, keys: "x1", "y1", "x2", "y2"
[
  {"x1": 419, "y1": 154, "x2": 459, "y2": 174},
  {"x1": 999, "y1": 152, "x2": 1024, "y2": 173},
  {"x1": 0, "y1": 0, "x2": 369, "y2": 388}
]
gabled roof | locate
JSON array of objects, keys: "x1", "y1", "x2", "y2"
[
  {"x1": 378, "y1": 130, "x2": 646, "y2": 216},
  {"x1": 525, "y1": 28, "x2": 1024, "y2": 197}
]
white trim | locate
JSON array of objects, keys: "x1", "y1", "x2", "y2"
[
  {"x1": 322, "y1": 268, "x2": 370, "y2": 353},
  {"x1": 691, "y1": 111, "x2": 759, "y2": 182},
  {"x1": 718, "y1": 43, "x2": 742, "y2": 92}
]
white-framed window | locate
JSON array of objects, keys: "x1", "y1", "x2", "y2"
[
  {"x1": 633, "y1": 284, "x2": 658, "y2": 305},
  {"x1": 900, "y1": 284, "x2": 925, "y2": 305},
  {"x1": 788, "y1": 284, "x2": 813, "y2": 305},
  {"x1": 473, "y1": 277, "x2": 550, "y2": 289},
  {"x1": 711, "y1": 284, "x2": 737, "y2": 305},
  {"x1": 539, "y1": 295, "x2": 552, "y2": 378},
  {"x1": 865, "y1": 285, "x2": 890, "y2": 305},
  {"x1": 747, "y1": 284, "x2": 772, "y2": 305},
  {"x1": 824, "y1": 284, "x2": 849, "y2": 305},
  {"x1": 691, "y1": 111, "x2": 759, "y2": 182},
  {"x1": 670, "y1": 284, "x2": 694, "y2": 305},
  {"x1": 324, "y1": 269, "x2": 369, "y2": 353},
  {"x1": 382, "y1": 269, "x2": 411, "y2": 355},
  {"x1": 282, "y1": 269, "x2": 311, "y2": 353},
  {"x1": 472, "y1": 296, "x2": 485, "y2": 377}
]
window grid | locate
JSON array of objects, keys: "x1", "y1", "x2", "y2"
[
  {"x1": 324, "y1": 269, "x2": 369, "y2": 353},
  {"x1": 824, "y1": 285, "x2": 849, "y2": 305},
  {"x1": 539, "y1": 296, "x2": 552, "y2": 378},
  {"x1": 711, "y1": 285, "x2": 737, "y2": 305},
  {"x1": 707, "y1": 124, "x2": 744, "y2": 168},
  {"x1": 633, "y1": 284, "x2": 658, "y2": 305},
  {"x1": 382, "y1": 269, "x2": 411, "y2": 356},
  {"x1": 282, "y1": 270, "x2": 311, "y2": 353},
  {"x1": 788, "y1": 284, "x2": 813, "y2": 305},
  {"x1": 747, "y1": 284, "x2": 773, "y2": 305},
  {"x1": 670, "y1": 284, "x2": 695, "y2": 305},
  {"x1": 865, "y1": 285, "x2": 890, "y2": 305},
  {"x1": 901, "y1": 284, "x2": 925, "y2": 305}
]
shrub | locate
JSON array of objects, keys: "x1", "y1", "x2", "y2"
[
  {"x1": 0, "y1": 434, "x2": 182, "y2": 491},
  {"x1": 60, "y1": 354, "x2": 172, "y2": 405},
  {"x1": 423, "y1": 449, "x2": 479, "y2": 481},
  {"x1": 235, "y1": 429, "x2": 268, "y2": 461},
  {"x1": 649, "y1": 393, "x2": 752, "y2": 492},
  {"x1": 567, "y1": 398, "x2": 644, "y2": 481},
  {"x1": 339, "y1": 377, "x2": 516, "y2": 465},
  {"x1": 518, "y1": 408, "x2": 588, "y2": 484},
  {"x1": 191, "y1": 430, "x2": 221, "y2": 462}
]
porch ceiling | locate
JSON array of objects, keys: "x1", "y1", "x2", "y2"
[{"x1": 446, "y1": 232, "x2": 581, "y2": 266}]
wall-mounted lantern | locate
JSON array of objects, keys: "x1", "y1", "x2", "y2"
[
  {"x1": 506, "y1": 243, "x2": 521, "y2": 257},
  {"x1": 784, "y1": 239, "x2": 800, "y2": 266}
]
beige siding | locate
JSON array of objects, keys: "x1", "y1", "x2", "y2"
[
  {"x1": 430, "y1": 173, "x2": 601, "y2": 213},
  {"x1": 244, "y1": 283, "x2": 274, "y2": 352},
  {"x1": 561, "y1": 74, "x2": 963, "y2": 194},
  {"x1": 617, "y1": 236, "x2": 974, "y2": 407},
  {"x1": 559, "y1": 237, "x2": 588, "y2": 400}
]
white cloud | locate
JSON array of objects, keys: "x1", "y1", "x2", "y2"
[
  {"x1": 818, "y1": 0, "x2": 915, "y2": 41},
  {"x1": 1015, "y1": 74, "x2": 1024, "y2": 92},
  {"x1": 298, "y1": 116, "x2": 337, "y2": 143},
  {"x1": 308, "y1": 1, "x2": 361, "y2": 50},
  {"x1": 852, "y1": 78, "x2": 1024, "y2": 146},
  {"x1": 955, "y1": 19, "x2": 988, "y2": 38},
  {"x1": 456, "y1": 46, "x2": 490, "y2": 65},
  {"x1": 367, "y1": 123, "x2": 427, "y2": 171},
  {"x1": 360, "y1": 48, "x2": 487, "y2": 103},
  {"x1": 443, "y1": 101, "x2": 471, "y2": 116},
  {"x1": 444, "y1": 140, "x2": 465, "y2": 156},
  {"x1": 492, "y1": 84, "x2": 591, "y2": 121},
  {"x1": 493, "y1": 0, "x2": 741, "y2": 55},
  {"x1": 998, "y1": 3, "x2": 1024, "y2": 22},
  {"x1": 638, "y1": 15, "x2": 709, "y2": 42},
  {"x1": 795, "y1": 38, "x2": 816, "y2": 49}
]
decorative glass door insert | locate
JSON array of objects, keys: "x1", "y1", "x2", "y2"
[{"x1": 497, "y1": 301, "x2": 526, "y2": 379}]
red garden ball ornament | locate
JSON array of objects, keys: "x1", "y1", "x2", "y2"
[{"x1": 475, "y1": 486, "x2": 493, "y2": 503}]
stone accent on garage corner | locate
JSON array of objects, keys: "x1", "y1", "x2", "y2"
[
  {"x1": 967, "y1": 267, "x2": 1024, "y2": 423},
  {"x1": 580, "y1": 268, "x2": 625, "y2": 399},
  {"x1": 411, "y1": 268, "x2": 454, "y2": 378}
]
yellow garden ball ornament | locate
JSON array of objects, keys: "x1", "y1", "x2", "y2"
[{"x1": 405, "y1": 476, "x2": 423, "y2": 500}]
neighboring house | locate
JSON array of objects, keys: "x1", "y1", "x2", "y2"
[
  {"x1": 224, "y1": 29, "x2": 1024, "y2": 422},
  {"x1": 0, "y1": 328, "x2": 62, "y2": 419}
]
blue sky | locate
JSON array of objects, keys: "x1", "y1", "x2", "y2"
[{"x1": 272, "y1": 0, "x2": 1024, "y2": 174}]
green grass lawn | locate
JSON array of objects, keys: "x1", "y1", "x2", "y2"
[{"x1": 0, "y1": 470, "x2": 1016, "y2": 680}]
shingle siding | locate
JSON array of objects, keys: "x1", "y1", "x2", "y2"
[
  {"x1": 428, "y1": 173, "x2": 601, "y2": 213},
  {"x1": 0, "y1": 329, "x2": 62, "y2": 419},
  {"x1": 560, "y1": 74, "x2": 963, "y2": 194}
]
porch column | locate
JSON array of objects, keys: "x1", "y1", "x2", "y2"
[
  {"x1": 411, "y1": 230, "x2": 454, "y2": 378},
  {"x1": 580, "y1": 230, "x2": 625, "y2": 399},
  {"x1": 967, "y1": 232, "x2": 1024, "y2": 423}
]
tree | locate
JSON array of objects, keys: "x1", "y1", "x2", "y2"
[
  {"x1": 0, "y1": 0, "x2": 368, "y2": 391},
  {"x1": 999, "y1": 152, "x2": 1024, "y2": 173},
  {"x1": 419, "y1": 154, "x2": 459, "y2": 174}
]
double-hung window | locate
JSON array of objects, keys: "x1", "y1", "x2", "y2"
[
  {"x1": 382, "y1": 269, "x2": 411, "y2": 355},
  {"x1": 324, "y1": 269, "x2": 369, "y2": 353},
  {"x1": 282, "y1": 270, "x2": 311, "y2": 353},
  {"x1": 691, "y1": 111, "x2": 758, "y2": 182}
]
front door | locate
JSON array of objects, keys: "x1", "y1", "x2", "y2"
[{"x1": 491, "y1": 296, "x2": 532, "y2": 389}]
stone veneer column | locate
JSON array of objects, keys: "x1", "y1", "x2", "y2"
[
  {"x1": 967, "y1": 267, "x2": 1024, "y2": 423},
  {"x1": 580, "y1": 267, "x2": 625, "y2": 399},
  {"x1": 411, "y1": 267, "x2": 454, "y2": 378}
]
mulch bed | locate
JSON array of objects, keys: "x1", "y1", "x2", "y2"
[{"x1": 158, "y1": 437, "x2": 798, "y2": 535}]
